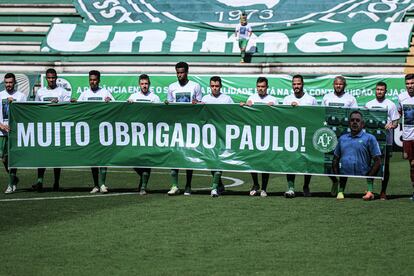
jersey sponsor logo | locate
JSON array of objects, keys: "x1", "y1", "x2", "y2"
[{"x1": 312, "y1": 127, "x2": 338, "y2": 153}]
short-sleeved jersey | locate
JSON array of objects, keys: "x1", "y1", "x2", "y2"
[
  {"x1": 247, "y1": 94, "x2": 278, "y2": 105},
  {"x1": 334, "y1": 131, "x2": 381, "y2": 176},
  {"x1": 0, "y1": 90, "x2": 27, "y2": 136},
  {"x1": 235, "y1": 23, "x2": 252, "y2": 40},
  {"x1": 78, "y1": 87, "x2": 115, "y2": 102},
  {"x1": 128, "y1": 92, "x2": 161, "y2": 103},
  {"x1": 201, "y1": 93, "x2": 234, "y2": 104},
  {"x1": 283, "y1": 93, "x2": 317, "y2": 106},
  {"x1": 167, "y1": 80, "x2": 202, "y2": 103},
  {"x1": 322, "y1": 92, "x2": 358, "y2": 108},
  {"x1": 35, "y1": 86, "x2": 68, "y2": 102},
  {"x1": 365, "y1": 98, "x2": 400, "y2": 145},
  {"x1": 398, "y1": 91, "x2": 414, "y2": 141}
]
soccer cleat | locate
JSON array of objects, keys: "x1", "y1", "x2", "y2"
[
  {"x1": 211, "y1": 189, "x2": 219, "y2": 197},
  {"x1": 362, "y1": 191, "x2": 374, "y2": 201},
  {"x1": 4, "y1": 185, "x2": 16, "y2": 194},
  {"x1": 184, "y1": 187, "x2": 191, "y2": 196},
  {"x1": 379, "y1": 192, "x2": 387, "y2": 201},
  {"x1": 90, "y1": 186, "x2": 100, "y2": 194},
  {"x1": 410, "y1": 194, "x2": 414, "y2": 201},
  {"x1": 240, "y1": 59, "x2": 245, "y2": 63},
  {"x1": 331, "y1": 182, "x2": 338, "y2": 196},
  {"x1": 284, "y1": 189, "x2": 295, "y2": 198},
  {"x1": 249, "y1": 190, "x2": 258, "y2": 196},
  {"x1": 100, "y1": 185, "x2": 108, "y2": 193},
  {"x1": 167, "y1": 186, "x2": 179, "y2": 196},
  {"x1": 260, "y1": 190, "x2": 268, "y2": 197},
  {"x1": 139, "y1": 189, "x2": 147, "y2": 196},
  {"x1": 336, "y1": 192, "x2": 345, "y2": 200}
]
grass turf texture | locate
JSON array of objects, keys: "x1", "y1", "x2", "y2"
[{"x1": 0, "y1": 156, "x2": 413, "y2": 275}]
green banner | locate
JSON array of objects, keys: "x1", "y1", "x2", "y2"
[
  {"x1": 74, "y1": 0, "x2": 414, "y2": 24},
  {"x1": 41, "y1": 22, "x2": 412, "y2": 55},
  {"x1": 9, "y1": 102, "x2": 387, "y2": 178},
  {"x1": 43, "y1": 74, "x2": 407, "y2": 105}
]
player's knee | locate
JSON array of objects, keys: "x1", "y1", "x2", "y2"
[
  {"x1": 170, "y1": 170, "x2": 178, "y2": 177},
  {"x1": 214, "y1": 171, "x2": 222, "y2": 177}
]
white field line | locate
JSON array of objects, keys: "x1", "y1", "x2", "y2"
[{"x1": 0, "y1": 171, "x2": 245, "y2": 202}]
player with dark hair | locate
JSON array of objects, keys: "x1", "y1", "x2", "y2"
[
  {"x1": 333, "y1": 111, "x2": 382, "y2": 200},
  {"x1": 365, "y1": 81, "x2": 399, "y2": 200},
  {"x1": 242, "y1": 77, "x2": 278, "y2": 197},
  {"x1": 398, "y1": 74, "x2": 414, "y2": 201},
  {"x1": 282, "y1": 75, "x2": 317, "y2": 197},
  {"x1": 73, "y1": 70, "x2": 114, "y2": 194},
  {"x1": 128, "y1": 74, "x2": 160, "y2": 195},
  {"x1": 1, "y1": 73, "x2": 27, "y2": 194},
  {"x1": 166, "y1": 62, "x2": 202, "y2": 196},
  {"x1": 32, "y1": 68, "x2": 71, "y2": 192},
  {"x1": 200, "y1": 76, "x2": 233, "y2": 197}
]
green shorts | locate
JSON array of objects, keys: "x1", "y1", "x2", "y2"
[
  {"x1": 239, "y1": 38, "x2": 248, "y2": 49},
  {"x1": 0, "y1": 136, "x2": 8, "y2": 159}
]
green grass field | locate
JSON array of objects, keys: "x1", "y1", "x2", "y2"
[{"x1": 0, "y1": 156, "x2": 413, "y2": 275}]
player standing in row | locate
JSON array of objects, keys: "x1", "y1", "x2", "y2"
[
  {"x1": 201, "y1": 76, "x2": 233, "y2": 197},
  {"x1": 235, "y1": 13, "x2": 252, "y2": 63},
  {"x1": 75, "y1": 70, "x2": 114, "y2": 194},
  {"x1": 243, "y1": 77, "x2": 278, "y2": 197},
  {"x1": 128, "y1": 74, "x2": 161, "y2": 195},
  {"x1": 32, "y1": 68, "x2": 70, "y2": 192},
  {"x1": 282, "y1": 75, "x2": 318, "y2": 198},
  {"x1": 167, "y1": 62, "x2": 202, "y2": 196},
  {"x1": 1, "y1": 73, "x2": 27, "y2": 194},
  {"x1": 322, "y1": 76, "x2": 358, "y2": 197},
  {"x1": 365, "y1": 81, "x2": 399, "y2": 200},
  {"x1": 398, "y1": 74, "x2": 414, "y2": 201}
]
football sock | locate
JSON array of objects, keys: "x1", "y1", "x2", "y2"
[
  {"x1": 141, "y1": 171, "x2": 150, "y2": 190},
  {"x1": 212, "y1": 171, "x2": 221, "y2": 190},
  {"x1": 37, "y1": 168, "x2": 46, "y2": 184},
  {"x1": 99, "y1": 167, "x2": 107, "y2": 186},
  {"x1": 251, "y1": 173, "x2": 259, "y2": 190},
  {"x1": 9, "y1": 168, "x2": 17, "y2": 186},
  {"x1": 261, "y1": 173, "x2": 269, "y2": 191},
  {"x1": 170, "y1": 169, "x2": 178, "y2": 187},
  {"x1": 185, "y1": 170, "x2": 193, "y2": 189},
  {"x1": 367, "y1": 179, "x2": 374, "y2": 192},
  {"x1": 53, "y1": 168, "x2": 61, "y2": 186},
  {"x1": 286, "y1": 174, "x2": 295, "y2": 190}
]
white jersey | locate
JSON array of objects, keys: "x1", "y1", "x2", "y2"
[
  {"x1": 365, "y1": 98, "x2": 400, "y2": 145},
  {"x1": 201, "y1": 93, "x2": 234, "y2": 104},
  {"x1": 128, "y1": 92, "x2": 160, "y2": 103},
  {"x1": 35, "y1": 86, "x2": 69, "y2": 102},
  {"x1": 398, "y1": 91, "x2": 414, "y2": 141},
  {"x1": 0, "y1": 90, "x2": 27, "y2": 136},
  {"x1": 167, "y1": 80, "x2": 202, "y2": 103},
  {"x1": 247, "y1": 94, "x2": 278, "y2": 105},
  {"x1": 283, "y1": 93, "x2": 317, "y2": 106},
  {"x1": 78, "y1": 87, "x2": 115, "y2": 102},
  {"x1": 322, "y1": 92, "x2": 358, "y2": 108},
  {"x1": 235, "y1": 23, "x2": 252, "y2": 40}
]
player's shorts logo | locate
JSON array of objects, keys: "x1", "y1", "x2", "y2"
[{"x1": 312, "y1": 127, "x2": 337, "y2": 153}]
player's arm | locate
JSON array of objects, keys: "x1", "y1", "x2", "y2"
[{"x1": 367, "y1": 155, "x2": 381, "y2": 177}]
